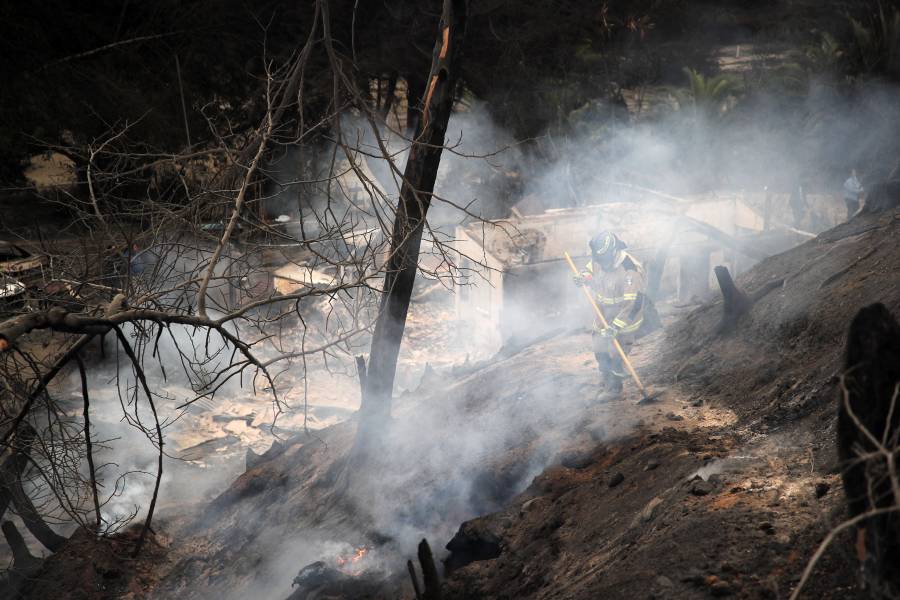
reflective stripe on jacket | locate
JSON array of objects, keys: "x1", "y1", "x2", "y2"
[{"x1": 582, "y1": 254, "x2": 646, "y2": 333}]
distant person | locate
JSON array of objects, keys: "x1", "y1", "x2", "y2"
[
  {"x1": 789, "y1": 180, "x2": 808, "y2": 228},
  {"x1": 843, "y1": 169, "x2": 864, "y2": 220},
  {"x1": 572, "y1": 231, "x2": 647, "y2": 395}
]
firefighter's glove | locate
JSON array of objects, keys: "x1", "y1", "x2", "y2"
[
  {"x1": 573, "y1": 274, "x2": 589, "y2": 288},
  {"x1": 595, "y1": 325, "x2": 619, "y2": 338}
]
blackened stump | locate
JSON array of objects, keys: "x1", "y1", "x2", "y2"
[{"x1": 838, "y1": 303, "x2": 900, "y2": 598}]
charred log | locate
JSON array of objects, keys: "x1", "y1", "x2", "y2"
[
  {"x1": 286, "y1": 559, "x2": 394, "y2": 600},
  {"x1": 838, "y1": 303, "x2": 900, "y2": 598}
]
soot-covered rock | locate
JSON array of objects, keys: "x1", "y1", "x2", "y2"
[
  {"x1": 863, "y1": 180, "x2": 900, "y2": 214},
  {"x1": 286, "y1": 560, "x2": 392, "y2": 600},
  {"x1": 444, "y1": 517, "x2": 503, "y2": 574}
]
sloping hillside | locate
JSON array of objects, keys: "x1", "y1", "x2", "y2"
[
  {"x1": 441, "y1": 206, "x2": 900, "y2": 599},
  {"x1": 16, "y1": 206, "x2": 900, "y2": 600}
]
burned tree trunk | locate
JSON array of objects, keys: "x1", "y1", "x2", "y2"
[
  {"x1": 713, "y1": 266, "x2": 783, "y2": 334},
  {"x1": 359, "y1": 0, "x2": 468, "y2": 439},
  {"x1": 838, "y1": 303, "x2": 900, "y2": 598},
  {"x1": 418, "y1": 538, "x2": 442, "y2": 600},
  {"x1": 714, "y1": 266, "x2": 751, "y2": 333}
]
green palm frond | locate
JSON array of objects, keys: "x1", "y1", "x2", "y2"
[{"x1": 677, "y1": 67, "x2": 739, "y2": 117}]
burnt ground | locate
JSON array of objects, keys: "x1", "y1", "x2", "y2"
[
  {"x1": 9, "y1": 206, "x2": 900, "y2": 600},
  {"x1": 439, "y1": 207, "x2": 900, "y2": 600}
]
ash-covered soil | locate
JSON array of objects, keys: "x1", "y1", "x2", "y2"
[
  {"x1": 11, "y1": 207, "x2": 900, "y2": 600},
  {"x1": 439, "y1": 207, "x2": 900, "y2": 600}
]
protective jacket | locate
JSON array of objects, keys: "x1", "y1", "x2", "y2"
[
  {"x1": 843, "y1": 175, "x2": 863, "y2": 202},
  {"x1": 582, "y1": 252, "x2": 646, "y2": 334}
]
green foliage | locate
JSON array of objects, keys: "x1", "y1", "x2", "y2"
[
  {"x1": 677, "y1": 68, "x2": 740, "y2": 118},
  {"x1": 806, "y1": 32, "x2": 846, "y2": 72},
  {"x1": 848, "y1": 1, "x2": 900, "y2": 79}
]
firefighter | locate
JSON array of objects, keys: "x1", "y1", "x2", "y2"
[
  {"x1": 843, "y1": 168, "x2": 864, "y2": 220},
  {"x1": 573, "y1": 231, "x2": 646, "y2": 394}
]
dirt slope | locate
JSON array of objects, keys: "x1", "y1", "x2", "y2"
[
  {"x1": 14, "y1": 208, "x2": 899, "y2": 600},
  {"x1": 441, "y1": 207, "x2": 900, "y2": 600}
]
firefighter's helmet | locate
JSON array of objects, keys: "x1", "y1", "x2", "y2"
[
  {"x1": 590, "y1": 231, "x2": 627, "y2": 270},
  {"x1": 589, "y1": 231, "x2": 619, "y2": 256}
]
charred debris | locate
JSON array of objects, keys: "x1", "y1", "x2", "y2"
[{"x1": 2, "y1": 1, "x2": 900, "y2": 599}]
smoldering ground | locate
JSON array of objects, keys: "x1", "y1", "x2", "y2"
[{"x1": 40, "y1": 69, "x2": 900, "y2": 599}]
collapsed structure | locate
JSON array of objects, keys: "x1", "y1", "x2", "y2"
[{"x1": 453, "y1": 190, "x2": 840, "y2": 352}]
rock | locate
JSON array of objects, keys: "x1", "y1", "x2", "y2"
[
  {"x1": 814, "y1": 481, "x2": 830, "y2": 498},
  {"x1": 863, "y1": 179, "x2": 900, "y2": 213},
  {"x1": 690, "y1": 480, "x2": 715, "y2": 496},
  {"x1": 644, "y1": 459, "x2": 660, "y2": 471},
  {"x1": 655, "y1": 575, "x2": 674, "y2": 588},
  {"x1": 608, "y1": 472, "x2": 625, "y2": 488},
  {"x1": 680, "y1": 568, "x2": 705, "y2": 584},
  {"x1": 444, "y1": 517, "x2": 503, "y2": 574},
  {"x1": 692, "y1": 398, "x2": 704, "y2": 407},
  {"x1": 560, "y1": 450, "x2": 594, "y2": 470},
  {"x1": 665, "y1": 412, "x2": 684, "y2": 421},
  {"x1": 775, "y1": 533, "x2": 792, "y2": 545},
  {"x1": 637, "y1": 496, "x2": 664, "y2": 524},
  {"x1": 520, "y1": 497, "x2": 547, "y2": 515},
  {"x1": 759, "y1": 522, "x2": 775, "y2": 535},
  {"x1": 710, "y1": 579, "x2": 734, "y2": 596}
]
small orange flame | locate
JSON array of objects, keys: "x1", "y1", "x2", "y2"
[{"x1": 335, "y1": 546, "x2": 369, "y2": 574}]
